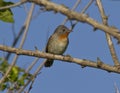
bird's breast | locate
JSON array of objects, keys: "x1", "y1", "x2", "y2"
[{"x1": 47, "y1": 36, "x2": 69, "y2": 55}]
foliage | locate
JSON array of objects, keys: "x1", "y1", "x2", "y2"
[
  {"x1": 0, "y1": 58, "x2": 32, "y2": 91},
  {"x1": 0, "y1": 0, "x2": 14, "y2": 23}
]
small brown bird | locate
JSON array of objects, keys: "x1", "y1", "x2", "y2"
[{"x1": 44, "y1": 25, "x2": 71, "y2": 67}]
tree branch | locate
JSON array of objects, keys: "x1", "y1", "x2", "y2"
[
  {"x1": 0, "y1": 3, "x2": 35, "y2": 85},
  {"x1": 0, "y1": 45, "x2": 120, "y2": 74},
  {"x1": 0, "y1": 0, "x2": 120, "y2": 43},
  {"x1": 28, "y1": 0, "x2": 120, "y2": 42},
  {"x1": 81, "y1": 0, "x2": 94, "y2": 13},
  {"x1": 62, "y1": 0, "x2": 81, "y2": 25},
  {"x1": 0, "y1": 0, "x2": 120, "y2": 41},
  {"x1": 0, "y1": 0, "x2": 27, "y2": 10},
  {"x1": 96, "y1": 0, "x2": 120, "y2": 66}
]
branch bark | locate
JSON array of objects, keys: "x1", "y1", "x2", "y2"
[
  {"x1": 28, "y1": 0, "x2": 120, "y2": 42},
  {"x1": 0, "y1": 0, "x2": 120, "y2": 41},
  {"x1": 0, "y1": 3, "x2": 35, "y2": 84},
  {"x1": 0, "y1": 45, "x2": 120, "y2": 74},
  {"x1": 96, "y1": 0, "x2": 120, "y2": 66},
  {"x1": 0, "y1": 0, "x2": 27, "y2": 10}
]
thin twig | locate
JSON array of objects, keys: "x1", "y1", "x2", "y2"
[
  {"x1": 0, "y1": 2, "x2": 35, "y2": 85},
  {"x1": 5, "y1": 26, "x2": 25, "y2": 60},
  {"x1": 25, "y1": 58, "x2": 39, "y2": 93},
  {"x1": 26, "y1": 58, "x2": 39, "y2": 73},
  {"x1": 96, "y1": 0, "x2": 119, "y2": 66},
  {"x1": 71, "y1": 0, "x2": 94, "y2": 30},
  {"x1": 22, "y1": 51, "x2": 45, "y2": 92},
  {"x1": 27, "y1": 61, "x2": 45, "y2": 93},
  {"x1": 12, "y1": 23, "x2": 16, "y2": 39},
  {"x1": 17, "y1": 57, "x2": 39, "y2": 93},
  {"x1": 62, "y1": 0, "x2": 81, "y2": 25},
  {"x1": 23, "y1": 3, "x2": 29, "y2": 14},
  {"x1": 81, "y1": 0, "x2": 94, "y2": 13},
  {"x1": 0, "y1": 0, "x2": 27, "y2": 10},
  {"x1": 114, "y1": 82, "x2": 120, "y2": 93},
  {"x1": 18, "y1": 48, "x2": 45, "y2": 93},
  {"x1": 18, "y1": 61, "x2": 45, "y2": 93}
]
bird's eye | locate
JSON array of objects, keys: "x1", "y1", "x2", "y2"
[{"x1": 62, "y1": 28, "x2": 66, "y2": 32}]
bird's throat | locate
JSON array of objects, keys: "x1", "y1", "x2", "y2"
[{"x1": 58, "y1": 33, "x2": 69, "y2": 40}]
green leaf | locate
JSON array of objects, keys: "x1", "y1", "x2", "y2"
[
  {"x1": 0, "y1": 60, "x2": 9, "y2": 73},
  {"x1": 18, "y1": 78, "x2": 25, "y2": 86},
  {"x1": 0, "y1": 83, "x2": 7, "y2": 91},
  {"x1": 0, "y1": 0, "x2": 14, "y2": 23},
  {"x1": 8, "y1": 66, "x2": 19, "y2": 82},
  {"x1": 0, "y1": 0, "x2": 14, "y2": 7}
]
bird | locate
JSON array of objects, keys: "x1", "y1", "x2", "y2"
[{"x1": 44, "y1": 25, "x2": 71, "y2": 67}]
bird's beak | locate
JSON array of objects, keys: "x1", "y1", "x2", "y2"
[
  {"x1": 66, "y1": 30, "x2": 72, "y2": 36},
  {"x1": 68, "y1": 29, "x2": 72, "y2": 33}
]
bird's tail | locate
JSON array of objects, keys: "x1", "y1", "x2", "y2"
[{"x1": 44, "y1": 59, "x2": 54, "y2": 67}]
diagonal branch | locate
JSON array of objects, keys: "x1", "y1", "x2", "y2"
[
  {"x1": 0, "y1": 0, "x2": 27, "y2": 10},
  {"x1": 71, "y1": 0, "x2": 94, "y2": 30},
  {"x1": 96, "y1": 0, "x2": 120, "y2": 66},
  {"x1": 0, "y1": 45, "x2": 120, "y2": 74},
  {"x1": 18, "y1": 61, "x2": 45, "y2": 93},
  {"x1": 62, "y1": 0, "x2": 81, "y2": 25},
  {"x1": 0, "y1": 0, "x2": 120, "y2": 42},
  {"x1": 0, "y1": 3, "x2": 35, "y2": 85},
  {"x1": 28, "y1": 0, "x2": 120, "y2": 42},
  {"x1": 18, "y1": 57, "x2": 40, "y2": 92},
  {"x1": 5, "y1": 25, "x2": 25, "y2": 60},
  {"x1": 81, "y1": 0, "x2": 94, "y2": 13}
]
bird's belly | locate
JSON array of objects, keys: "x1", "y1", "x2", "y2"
[{"x1": 48, "y1": 39, "x2": 68, "y2": 55}]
